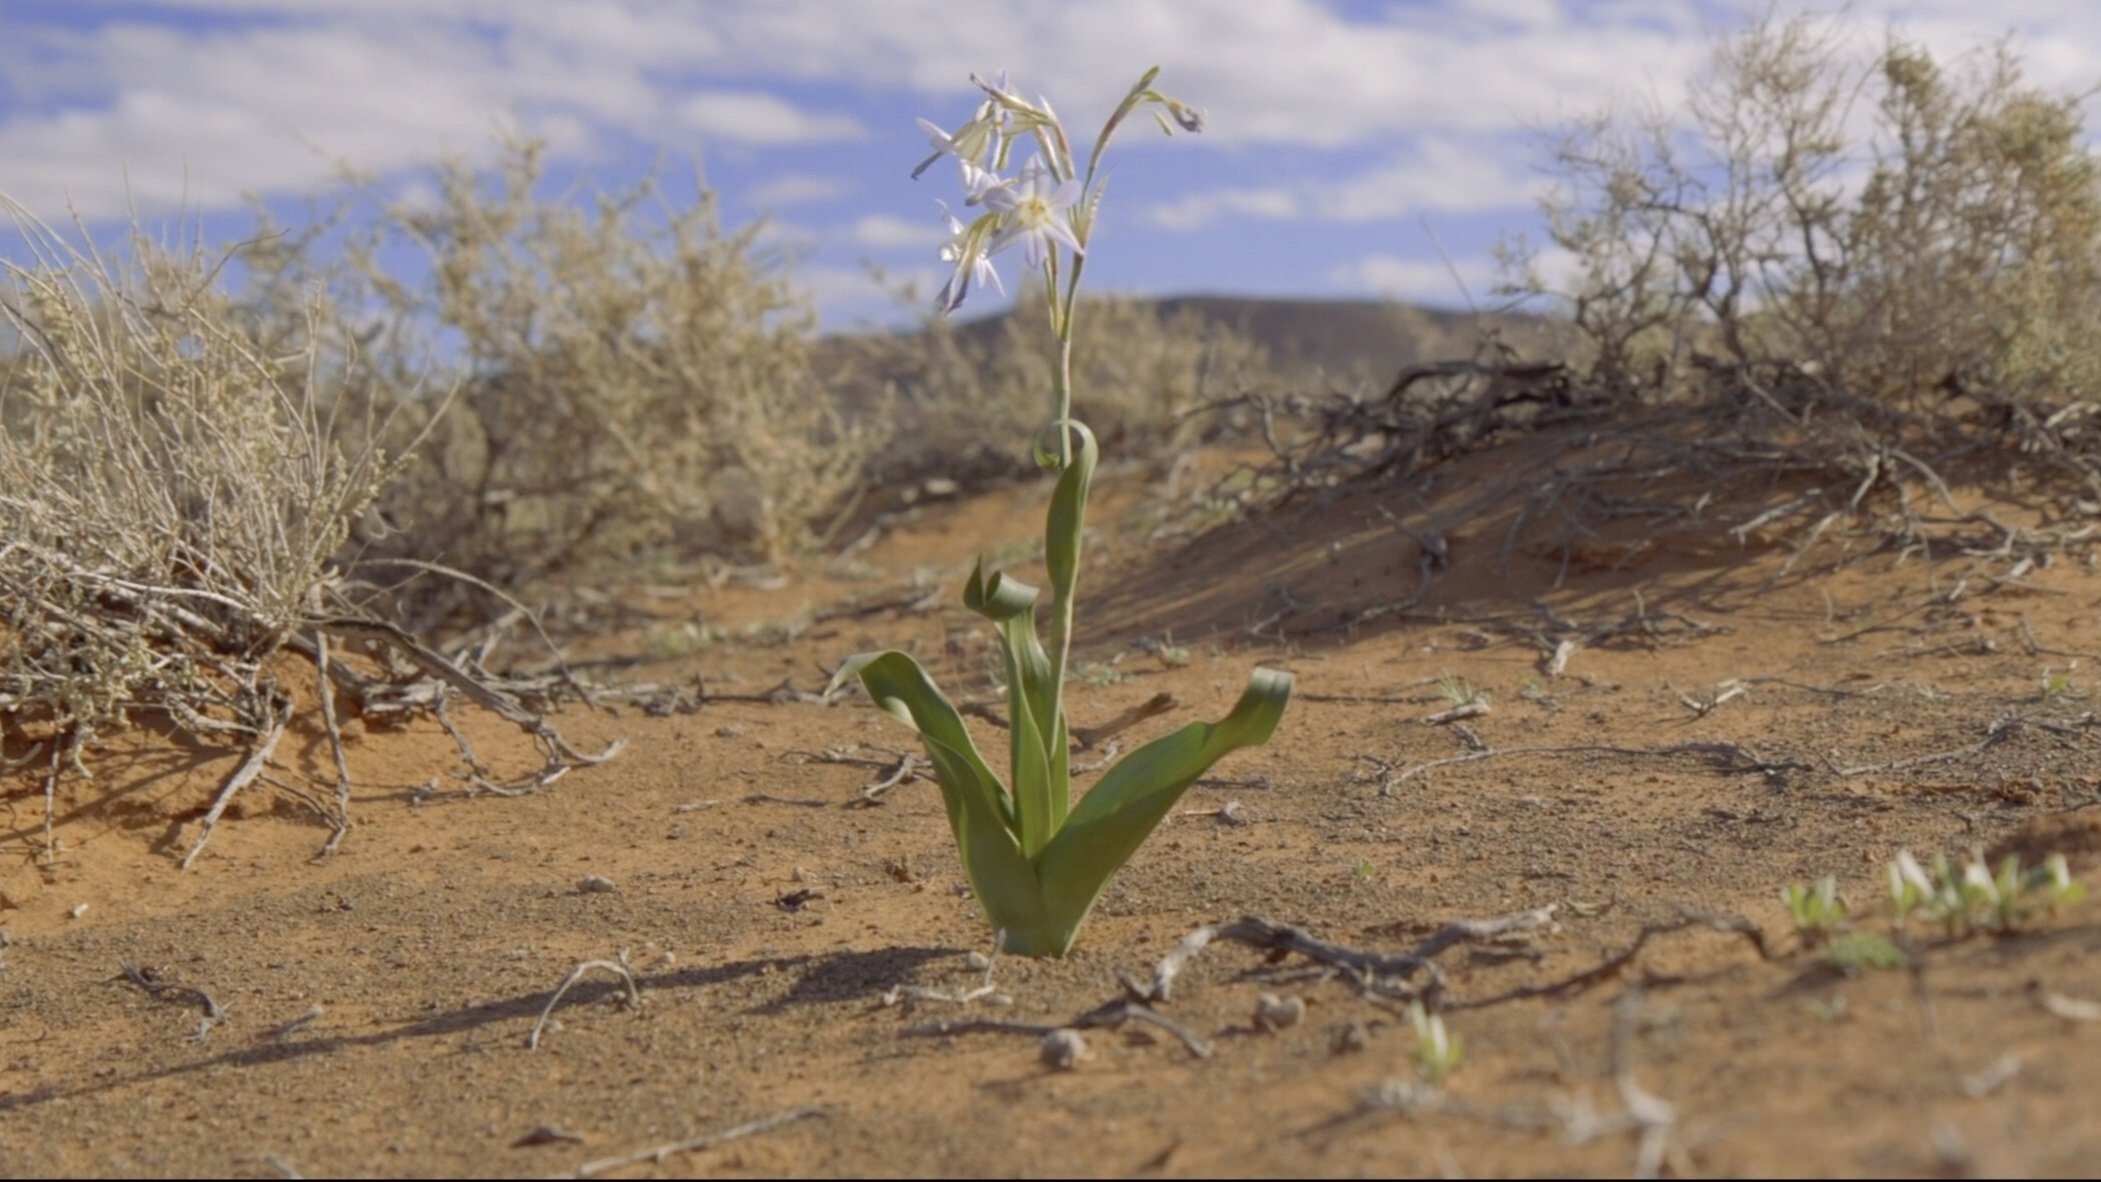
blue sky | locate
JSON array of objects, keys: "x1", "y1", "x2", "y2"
[{"x1": 2, "y1": 0, "x2": 2097, "y2": 330}]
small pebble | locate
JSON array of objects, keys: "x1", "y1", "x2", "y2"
[
  {"x1": 68, "y1": 903, "x2": 88, "y2": 920},
  {"x1": 963, "y1": 951, "x2": 992, "y2": 972},
  {"x1": 1255, "y1": 993, "x2": 1305, "y2": 1032},
  {"x1": 577, "y1": 875, "x2": 617, "y2": 894},
  {"x1": 1040, "y1": 1027, "x2": 1088, "y2": 1070}
]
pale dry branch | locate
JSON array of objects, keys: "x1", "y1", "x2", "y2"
[
  {"x1": 560, "y1": 1107, "x2": 824, "y2": 1180},
  {"x1": 1387, "y1": 740, "x2": 1802, "y2": 792},
  {"x1": 528, "y1": 959, "x2": 641, "y2": 1051},
  {"x1": 181, "y1": 689, "x2": 293, "y2": 871},
  {"x1": 1829, "y1": 715, "x2": 2023, "y2": 777}
]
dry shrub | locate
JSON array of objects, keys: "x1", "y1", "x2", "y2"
[
  {"x1": 0, "y1": 199, "x2": 392, "y2": 753},
  {"x1": 1505, "y1": 12, "x2": 2101, "y2": 414},
  {"x1": 847, "y1": 284, "x2": 1276, "y2": 484},
  {"x1": 338, "y1": 138, "x2": 881, "y2": 612},
  {"x1": 1251, "y1": 13, "x2": 2101, "y2": 582}
]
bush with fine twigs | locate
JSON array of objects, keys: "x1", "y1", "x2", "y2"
[
  {"x1": 1503, "y1": 13, "x2": 2101, "y2": 418},
  {"x1": 843, "y1": 283, "x2": 1279, "y2": 485},
  {"x1": 330, "y1": 137, "x2": 884, "y2": 623},
  {"x1": 0, "y1": 198, "x2": 394, "y2": 763}
]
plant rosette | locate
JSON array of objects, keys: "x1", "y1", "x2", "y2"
[{"x1": 832, "y1": 68, "x2": 1291, "y2": 957}]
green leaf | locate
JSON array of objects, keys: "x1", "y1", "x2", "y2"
[
  {"x1": 1041, "y1": 419, "x2": 1098, "y2": 614},
  {"x1": 965, "y1": 562, "x2": 1063, "y2": 854},
  {"x1": 1035, "y1": 667, "x2": 1293, "y2": 950},
  {"x1": 830, "y1": 651, "x2": 1047, "y2": 933},
  {"x1": 1039, "y1": 419, "x2": 1098, "y2": 825}
]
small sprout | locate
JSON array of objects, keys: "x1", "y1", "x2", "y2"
[
  {"x1": 2035, "y1": 852, "x2": 2087, "y2": 910},
  {"x1": 1782, "y1": 875, "x2": 1848, "y2": 946},
  {"x1": 1077, "y1": 661, "x2": 1133, "y2": 689},
  {"x1": 2037, "y1": 663, "x2": 2082, "y2": 701},
  {"x1": 1886, "y1": 849, "x2": 1933, "y2": 926},
  {"x1": 1254, "y1": 993, "x2": 1305, "y2": 1032},
  {"x1": 1408, "y1": 1001, "x2": 1464, "y2": 1084},
  {"x1": 1884, "y1": 846, "x2": 2086, "y2": 936},
  {"x1": 1822, "y1": 931, "x2": 1909, "y2": 974},
  {"x1": 1434, "y1": 669, "x2": 1487, "y2": 708},
  {"x1": 1806, "y1": 993, "x2": 1849, "y2": 1023},
  {"x1": 1040, "y1": 1027, "x2": 1088, "y2": 1070}
]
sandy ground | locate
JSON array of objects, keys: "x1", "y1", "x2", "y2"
[{"x1": 5, "y1": 443, "x2": 2101, "y2": 1178}]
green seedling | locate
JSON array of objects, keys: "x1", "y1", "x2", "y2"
[
  {"x1": 1434, "y1": 669, "x2": 1487, "y2": 708},
  {"x1": 1822, "y1": 931, "x2": 1908, "y2": 974},
  {"x1": 2038, "y1": 663, "x2": 2084, "y2": 701},
  {"x1": 1887, "y1": 847, "x2": 2085, "y2": 936},
  {"x1": 832, "y1": 68, "x2": 1290, "y2": 958},
  {"x1": 1408, "y1": 1000, "x2": 1464, "y2": 1084},
  {"x1": 1077, "y1": 660, "x2": 1133, "y2": 689},
  {"x1": 1781, "y1": 875, "x2": 1848, "y2": 946}
]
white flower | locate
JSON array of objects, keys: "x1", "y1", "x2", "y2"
[
  {"x1": 912, "y1": 115, "x2": 1000, "y2": 180},
  {"x1": 982, "y1": 156, "x2": 1084, "y2": 268},
  {"x1": 957, "y1": 158, "x2": 1002, "y2": 206},
  {"x1": 935, "y1": 201, "x2": 1002, "y2": 313}
]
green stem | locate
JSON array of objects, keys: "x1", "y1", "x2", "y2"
[
  {"x1": 1036, "y1": 68, "x2": 1154, "y2": 818},
  {"x1": 1045, "y1": 244, "x2": 1088, "y2": 720}
]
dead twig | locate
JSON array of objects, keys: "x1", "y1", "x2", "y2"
[
  {"x1": 118, "y1": 959, "x2": 225, "y2": 1037},
  {"x1": 783, "y1": 745, "x2": 930, "y2": 806},
  {"x1": 1387, "y1": 740, "x2": 1802, "y2": 792},
  {"x1": 1449, "y1": 913, "x2": 1771, "y2": 1010},
  {"x1": 309, "y1": 616, "x2": 625, "y2": 791},
  {"x1": 1072, "y1": 692, "x2": 1180, "y2": 749},
  {"x1": 560, "y1": 1107, "x2": 824, "y2": 1180},
  {"x1": 1830, "y1": 716, "x2": 2023, "y2": 777},
  {"x1": 312, "y1": 631, "x2": 354, "y2": 857},
  {"x1": 528, "y1": 959, "x2": 642, "y2": 1050},
  {"x1": 182, "y1": 687, "x2": 293, "y2": 871}
]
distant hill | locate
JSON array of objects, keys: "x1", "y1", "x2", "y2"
[
  {"x1": 825, "y1": 294, "x2": 1572, "y2": 392},
  {"x1": 1143, "y1": 295, "x2": 1570, "y2": 385}
]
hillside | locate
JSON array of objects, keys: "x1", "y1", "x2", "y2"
[{"x1": 823, "y1": 293, "x2": 1574, "y2": 395}]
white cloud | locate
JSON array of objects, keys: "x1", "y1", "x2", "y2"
[
  {"x1": 1146, "y1": 187, "x2": 1299, "y2": 231},
  {"x1": 1329, "y1": 254, "x2": 1498, "y2": 306},
  {"x1": 748, "y1": 172, "x2": 846, "y2": 208},
  {"x1": 797, "y1": 262, "x2": 936, "y2": 330},
  {"x1": 1312, "y1": 138, "x2": 1546, "y2": 221},
  {"x1": 1146, "y1": 139, "x2": 1540, "y2": 231},
  {"x1": 674, "y1": 90, "x2": 866, "y2": 145},
  {"x1": 848, "y1": 213, "x2": 943, "y2": 249},
  {"x1": 7, "y1": 0, "x2": 2101, "y2": 325}
]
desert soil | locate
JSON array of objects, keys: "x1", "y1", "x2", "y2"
[{"x1": 6, "y1": 439, "x2": 2101, "y2": 1178}]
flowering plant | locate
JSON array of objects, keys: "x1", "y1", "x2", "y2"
[{"x1": 832, "y1": 68, "x2": 1291, "y2": 957}]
